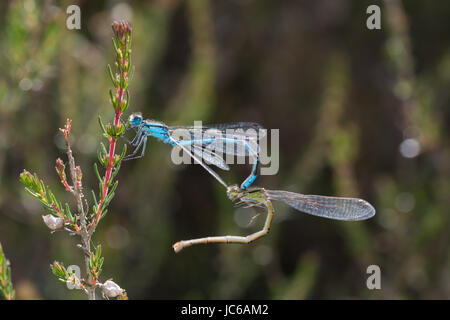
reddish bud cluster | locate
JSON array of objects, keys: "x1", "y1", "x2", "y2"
[
  {"x1": 59, "y1": 119, "x2": 72, "y2": 146},
  {"x1": 111, "y1": 20, "x2": 132, "y2": 45}
]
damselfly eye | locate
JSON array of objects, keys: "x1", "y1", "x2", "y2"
[{"x1": 129, "y1": 112, "x2": 143, "y2": 126}]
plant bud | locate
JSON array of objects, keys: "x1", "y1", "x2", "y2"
[
  {"x1": 55, "y1": 158, "x2": 66, "y2": 180},
  {"x1": 75, "y1": 166, "x2": 82, "y2": 182},
  {"x1": 101, "y1": 280, "x2": 124, "y2": 298},
  {"x1": 112, "y1": 20, "x2": 132, "y2": 45},
  {"x1": 42, "y1": 214, "x2": 65, "y2": 230},
  {"x1": 20, "y1": 170, "x2": 34, "y2": 186}
]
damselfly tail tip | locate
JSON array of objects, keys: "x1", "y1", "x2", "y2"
[{"x1": 172, "y1": 241, "x2": 183, "y2": 253}]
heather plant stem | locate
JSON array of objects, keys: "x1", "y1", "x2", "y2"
[
  {"x1": 19, "y1": 20, "x2": 131, "y2": 300},
  {"x1": 93, "y1": 45, "x2": 127, "y2": 226},
  {"x1": 88, "y1": 20, "x2": 131, "y2": 296},
  {"x1": 60, "y1": 120, "x2": 95, "y2": 299}
]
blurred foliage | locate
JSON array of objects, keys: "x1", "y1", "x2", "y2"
[
  {"x1": 0, "y1": 0, "x2": 449, "y2": 299},
  {"x1": 0, "y1": 242, "x2": 15, "y2": 300}
]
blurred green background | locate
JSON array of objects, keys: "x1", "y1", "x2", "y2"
[{"x1": 0, "y1": 0, "x2": 449, "y2": 299}]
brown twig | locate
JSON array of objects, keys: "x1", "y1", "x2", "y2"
[{"x1": 59, "y1": 119, "x2": 95, "y2": 299}]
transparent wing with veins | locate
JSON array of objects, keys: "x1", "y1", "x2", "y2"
[{"x1": 266, "y1": 190, "x2": 375, "y2": 221}]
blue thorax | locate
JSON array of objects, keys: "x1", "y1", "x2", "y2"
[{"x1": 141, "y1": 120, "x2": 173, "y2": 145}]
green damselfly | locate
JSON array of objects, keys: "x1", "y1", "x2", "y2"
[{"x1": 173, "y1": 185, "x2": 375, "y2": 253}]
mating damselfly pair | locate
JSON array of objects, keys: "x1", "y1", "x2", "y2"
[
  {"x1": 123, "y1": 112, "x2": 376, "y2": 252},
  {"x1": 173, "y1": 185, "x2": 375, "y2": 252}
]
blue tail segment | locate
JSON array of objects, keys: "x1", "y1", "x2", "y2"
[{"x1": 240, "y1": 157, "x2": 260, "y2": 190}]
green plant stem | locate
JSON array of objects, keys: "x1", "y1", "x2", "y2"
[{"x1": 93, "y1": 110, "x2": 122, "y2": 227}]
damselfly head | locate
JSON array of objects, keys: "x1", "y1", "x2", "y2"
[
  {"x1": 226, "y1": 185, "x2": 241, "y2": 200},
  {"x1": 129, "y1": 112, "x2": 143, "y2": 128}
]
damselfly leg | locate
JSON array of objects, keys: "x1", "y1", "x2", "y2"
[{"x1": 123, "y1": 135, "x2": 147, "y2": 161}]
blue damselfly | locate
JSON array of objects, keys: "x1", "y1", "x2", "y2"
[{"x1": 124, "y1": 113, "x2": 265, "y2": 190}]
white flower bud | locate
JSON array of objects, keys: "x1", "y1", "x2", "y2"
[
  {"x1": 101, "y1": 280, "x2": 124, "y2": 298},
  {"x1": 42, "y1": 214, "x2": 65, "y2": 230}
]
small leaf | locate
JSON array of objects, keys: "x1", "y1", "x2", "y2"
[
  {"x1": 100, "y1": 142, "x2": 108, "y2": 156},
  {"x1": 121, "y1": 90, "x2": 130, "y2": 112},
  {"x1": 107, "y1": 64, "x2": 116, "y2": 86},
  {"x1": 109, "y1": 89, "x2": 117, "y2": 109},
  {"x1": 128, "y1": 65, "x2": 135, "y2": 84},
  {"x1": 91, "y1": 190, "x2": 98, "y2": 207},
  {"x1": 100, "y1": 209, "x2": 108, "y2": 220},
  {"x1": 65, "y1": 203, "x2": 73, "y2": 222},
  {"x1": 112, "y1": 38, "x2": 119, "y2": 55},
  {"x1": 98, "y1": 116, "x2": 108, "y2": 137},
  {"x1": 111, "y1": 162, "x2": 121, "y2": 181}
]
